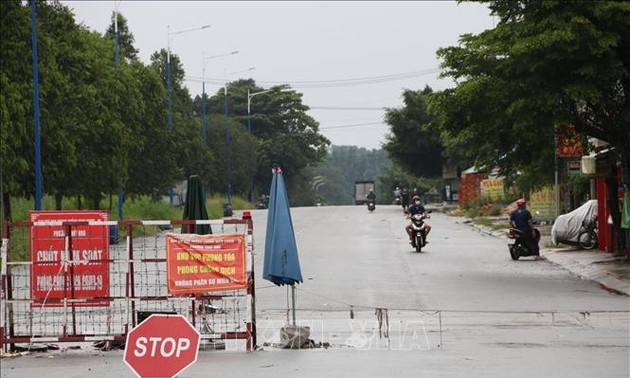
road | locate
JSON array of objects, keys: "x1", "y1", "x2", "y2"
[{"x1": 3, "y1": 204, "x2": 629, "y2": 377}]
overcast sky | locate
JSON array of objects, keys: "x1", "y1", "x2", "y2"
[{"x1": 62, "y1": 1, "x2": 495, "y2": 150}]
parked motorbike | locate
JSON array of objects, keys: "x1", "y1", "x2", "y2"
[
  {"x1": 367, "y1": 200, "x2": 376, "y2": 212},
  {"x1": 578, "y1": 217, "x2": 598, "y2": 250},
  {"x1": 410, "y1": 211, "x2": 431, "y2": 252},
  {"x1": 507, "y1": 227, "x2": 541, "y2": 260},
  {"x1": 257, "y1": 195, "x2": 268, "y2": 209}
]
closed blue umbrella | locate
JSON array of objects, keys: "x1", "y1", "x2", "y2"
[{"x1": 263, "y1": 166, "x2": 303, "y2": 286}]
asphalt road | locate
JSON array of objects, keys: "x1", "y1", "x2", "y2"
[{"x1": 3, "y1": 204, "x2": 629, "y2": 378}]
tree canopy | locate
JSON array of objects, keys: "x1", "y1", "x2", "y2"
[
  {"x1": 383, "y1": 86, "x2": 445, "y2": 179},
  {"x1": 431, "y1": 0, "x2": 630, "y2": 189},
  {"x1": 0, "y1": 0, "x2": 332, "y2": 219}
]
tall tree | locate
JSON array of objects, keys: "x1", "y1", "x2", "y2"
[
  {"x1": 33, "y1": 0, "x2": 102, "y2": 208},
  {"x1": 432, "y1": 0, "x2": 630, "y2": 190},
  {"x1": 126, "y1": 62, "x2": 180, "y2": 199},
  {"x1": 104, "y1": 11, "x2": 139, "y2": 63},
  {"x1": 150, "y1": 49, "x2": 223, "y2": 197},
  {"x1": 383, "y1": 87, "x2": 445, "y2": 178},
  {"x1": 207, "y1": 79, "x2": 330, "y2": 203},
  {"x1": 0, "y1": 0, "x2": 32, "y2": 220}
]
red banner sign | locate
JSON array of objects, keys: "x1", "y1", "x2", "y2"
[
  {"x1": 166, "y1": 233, "x2": 247, "y2": 294},
  {"x1": 556, "y1": 124, "x2": 583, "y2": 157},
  {"x1": 30, "y1": 211, "x2": 110, "y2": 307}
]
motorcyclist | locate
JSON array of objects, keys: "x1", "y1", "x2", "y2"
[
  {"x1": 509, "y1": 198, "x2": 541, "y2": 260},
  {"x1": 366, "y1": 188, "x2": 376, "y2": 202},
  {"x1": 401, "y1": 188, "x2": 410, "y2": 213},
  {"x1": 393, "y1": 187, "x2": 401, "y2": 205},
  {"x1": 405, "y1": 195, "x2": 432, "y2": 247},
  {"x1": 366, "y1": 189, "x2": 376, "y2": 210}
]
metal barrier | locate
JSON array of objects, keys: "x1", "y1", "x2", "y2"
[{"x1": 0, "y1": 214, "x2": 256, "y2": 351}]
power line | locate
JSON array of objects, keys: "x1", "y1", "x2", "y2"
[
  {"x1": 310, "y1": 106, "x2": 385, "y2": 111},
  {"x1": 184, "y1": 68, "x2": 440, "y2": 89},
  {"x1": 320, "y1": 121, "x2": 385, "y2": 129}
]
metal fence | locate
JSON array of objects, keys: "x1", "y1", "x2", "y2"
[{"x1": 1, "y1": 215, "x2": 257, "y2": 351}]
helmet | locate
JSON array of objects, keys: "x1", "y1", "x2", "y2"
[
  {"x1": 516, "y1": 198, "x2": 526, "y2": 206},
  {"x1": 412, "y1": 195, "x2": 421, "y2": 201}
]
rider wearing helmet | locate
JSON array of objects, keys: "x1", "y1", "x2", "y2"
[
  {"x1": 405, "y1": 195, "x2": 432, "y2": 247},
  {"x1": 366, "y1": 188, "x2": 376, "y2": 202},
  {"x1": 509, "y1": 198, "x2": 541, "y2": 260}
]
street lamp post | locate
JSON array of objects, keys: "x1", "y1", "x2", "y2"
[
  {"x1": 166, "y1": 23, "x2": 209, "y2": 205},
  {"x1": 114, "y1": 9, "x2": 124, "y2": 228},
  {"x1": 202, "y1": 51, "x2": 239, "y2": 144},
  {"x1": 167, "y1": 24, "x2": 210, "y2": 131},
  {"x1": 224, "y1": 67, "x2": 255, "y2": 203},
  {"x1": 247, "y1": 88, "x2": 275, "y2": 133},
  {"x1": 31, "y1": 1, "x2": 42, "y2": 210}
]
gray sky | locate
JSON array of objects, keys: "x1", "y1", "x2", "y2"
[{"x1": 62, "y1": 1, "x2": 494, "y2": 150}]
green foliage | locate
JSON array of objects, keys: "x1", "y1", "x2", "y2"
[
  {"x1": 433, "y1": 1, "x2": 630, "y2": 192},
  {"x1": 378, "y1": 164, "x2": 444, "y2": 204},
  {"x1": 5, "y1": 193, "x2": 254, "y2": 225},
  {"x1": 202, "y1": 80, "x2": 331, "y2": 201},
  {"x1": 1, "y1": 2, "x2": 332, "y2": 221},
  {"x1": 104, "y1": 12, "x2": 139, "y2": 62},
  {"x1": 0, "y1": 0, "x2": 32, "y2": 206},
  {"x1": 3, "y1": 193, "x2": 255, "y2": 261},
  {"x1": 307, "y1": 146, "x2": 391, "y2": 205},
  {"x1": 383, "y1": 87, "x2": 445, "y2": 178}
]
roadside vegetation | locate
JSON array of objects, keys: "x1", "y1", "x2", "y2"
[
  {"x1": 3, "y1": 194, "x2": 253, "y2": 261},
  {"x1": 7, "y1": 194, "x2": 252, "y2": 223},
  {"x1": 447, "y1": 200, "x2": 557, "y2": 248}
]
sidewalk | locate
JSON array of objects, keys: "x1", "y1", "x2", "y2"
[
  {"x1": 467, "y1": 218, "x2": 630, "y2": 296},
  {"x1": 541, "y1": 247, "x2": 630, "y2": 296}
]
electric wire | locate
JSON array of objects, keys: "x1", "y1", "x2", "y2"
[
  {"x1": 320, "y1": 121, "x2": 385, "y2": 129},
  {"x1": 184, "y1": 68, "x2": 440, "y2": 89},
  {"x1": 310, "y1": 106, "x2": 385, "y2": 111}
]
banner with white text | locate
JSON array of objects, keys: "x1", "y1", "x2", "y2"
[
  {"x1": 30, "y1": 211, "x2": 110, "y2": 307},
  {"x1": 166, "y1": 233, "x2": 246, "y2": 294}
]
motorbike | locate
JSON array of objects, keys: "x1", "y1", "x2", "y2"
[
  {"x1": 410, "y1": 212, "x2": 431, "y2": 252},
  {"x1": 256, "y1": 195, "x2": 269, "y2": 209},
  {"x1": 507, "y1": 227, "x2": 541, "y2": 260},
  {"x1": 367, "y1": 200, "x2": 376, "y2": 212},
  {"x1": 578, "y1": 217, "x2": 598, "y2": 250}
]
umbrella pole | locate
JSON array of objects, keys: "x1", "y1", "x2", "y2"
[{"x1": 291, "y1": 283, "x2": 297, "y2": 325}]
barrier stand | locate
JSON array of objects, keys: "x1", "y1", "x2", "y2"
[{"x1": 1, "y1": 214, "x2": 256, "y2": 351}]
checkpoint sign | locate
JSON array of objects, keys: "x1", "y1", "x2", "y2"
[{"x1": 124, "y1": 314, "x2": 201, "y2": 378}]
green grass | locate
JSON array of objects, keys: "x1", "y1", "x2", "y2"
[
  {"x1": 5, "y1": 194, "x2": 252, "y2": 222},
  {"x1": 473, "y1": 217, "x2": 511, "y2": 231},
  {"x1": 2, "y1": 194, "x2": 253, "y2": 261}
]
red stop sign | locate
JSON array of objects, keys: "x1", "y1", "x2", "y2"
[{"x1": 124, "y1": 314, "x2": 201, "y2": 378}]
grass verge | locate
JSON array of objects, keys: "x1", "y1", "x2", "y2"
[{"x1": 2, "y1": 194, "x2": 253, "y2": 261}]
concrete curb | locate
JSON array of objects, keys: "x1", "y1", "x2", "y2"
[
  {"x1": 466, "y1": 221, "x2": 630, "y2": 296},
  {"x1": 541, "y1": 249, "x2": 630, "y2": 296}
]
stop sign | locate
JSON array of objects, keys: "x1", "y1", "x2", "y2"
[{"x1": 124, "y1": 314, "x2": 201, "y2": 378}]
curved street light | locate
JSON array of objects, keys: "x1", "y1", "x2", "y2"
[
  {"x1": 201, "y1": 50, "x2": 239, "y2": 144},
  {"x1": 165, "y1": 23, "x2": 209, "y2": 205},
  {"x1": 166, "y1": 24, "x2": 210, "y2": 131}
]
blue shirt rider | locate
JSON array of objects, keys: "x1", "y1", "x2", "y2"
[{"x1": 509, "y1": 198, "x2": 541, "y2": 260}]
